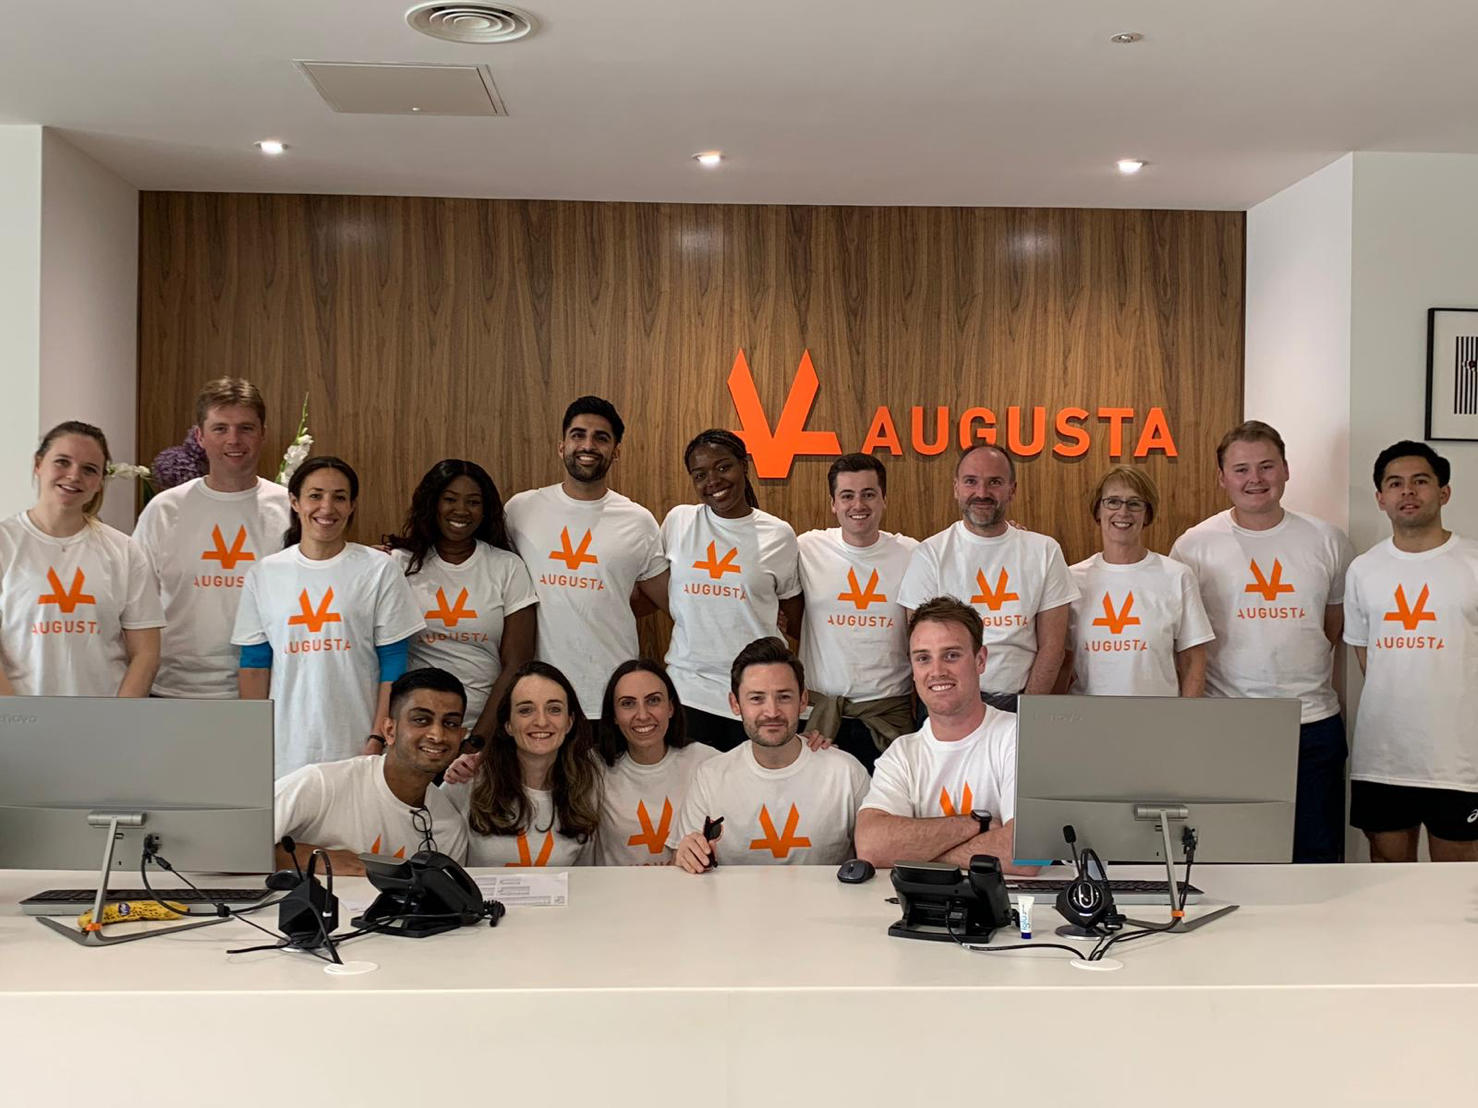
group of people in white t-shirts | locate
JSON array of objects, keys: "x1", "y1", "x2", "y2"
[{"x1": 3, "y1": 377, "x2": 1474, "y2": 868}]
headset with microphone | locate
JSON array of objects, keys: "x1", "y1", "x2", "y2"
[
  {"x1": 268, "y1": 836, "x2": 342, "y2": 962},
  {"x1": 1054, "y1": 824, "x2": 1123, "y2": 936}
]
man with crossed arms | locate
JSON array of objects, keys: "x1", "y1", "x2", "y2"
[{"x1": 854, "y1": 597, "x2": 1033, "y2": 872}]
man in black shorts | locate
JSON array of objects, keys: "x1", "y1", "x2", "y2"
[{"x1": 1343, "y1": 441, "x2": 1478, "y2": 861}]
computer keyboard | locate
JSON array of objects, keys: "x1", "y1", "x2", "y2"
[
  {"x1": 1005, "y1": 878, "x2": 1203, "y2": 906},
  {"x1": 19, "y1": 887, "x2": 271, "y2": 917}
]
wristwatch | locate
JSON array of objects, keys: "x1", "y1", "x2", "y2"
[{"x1": 970, "y1": 808, "x2": 992, "y2": 835}]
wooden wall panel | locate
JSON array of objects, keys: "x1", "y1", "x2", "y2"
[{"x1": 138, "y1": 194, "x2": 1243, "y2": 613}]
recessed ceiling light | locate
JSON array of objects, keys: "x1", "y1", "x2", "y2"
[
  {"x1": 693, "y1": 151, "x2": 723, "y2": 168},
  {"x1": 1117, "y1": 158, "x2": 1145, "y2": 175},
  {"x1": 256, "y1": 139, "x2": 286, "y2": 156},
  {"x1": 411, "y1": 106, "x2": 422, "y2": 112},
  {"x1": 1109, "y1": 32, "x2": 1143, "y2": 44}
]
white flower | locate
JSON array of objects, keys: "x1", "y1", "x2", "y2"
[
  {"x1": 277, "y1": 433, "x2": 314, "y2": 485},
  {"x1": 106, "y1": 463, "x2": 152, "y2": 481}
]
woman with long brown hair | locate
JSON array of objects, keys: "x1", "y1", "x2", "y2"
[{"x1": 447, "y1": 659, "x2": 602, "y2": 867}]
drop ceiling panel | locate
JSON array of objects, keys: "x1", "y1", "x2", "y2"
[{"x1": 297, "y1": 61, "x2": 506, "y2": 116}]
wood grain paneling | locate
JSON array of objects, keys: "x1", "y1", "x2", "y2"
[{"x1": 138, "y1": 195, "x2": 1243, "y2": 650}]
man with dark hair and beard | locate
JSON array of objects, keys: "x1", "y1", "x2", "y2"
[
  {"x1": 504, "y1": 396, "x2": 669, "y2": 716},
  {"x1": 898, "y1": 445, "x2": 1077, "y2": 711}
]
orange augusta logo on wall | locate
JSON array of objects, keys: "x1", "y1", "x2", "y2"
[{"x1": 728, "y1": 349, "x2": 1179, "y2": 479}]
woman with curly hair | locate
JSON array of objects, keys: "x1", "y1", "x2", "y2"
[
  {"x1": 385, "y1": 459, "x2": 537, "y2": 743},
  {"x1": 446, "y1": 660, "x2": 601, "y2": 867}
]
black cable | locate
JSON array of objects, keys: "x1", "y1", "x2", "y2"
[
  {"x1": 1087, "y1": 833, "x2": 1200, "y2": 962},
  {"x1": 945, "y1": 908, "x2": 1085, "y2": 959}
]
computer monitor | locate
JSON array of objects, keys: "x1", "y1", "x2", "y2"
[
  {"x1": 0, "y1": 696, "x2": 274, "y2": 873},
  {"x1": 1013, "y1": 695, "x2": 1300, "y2": 864}
]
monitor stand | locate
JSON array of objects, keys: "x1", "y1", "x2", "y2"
[
  {"x1": 1120, "y1": 807, "x2": 1239, "y2": 934},
  {"x1": 35, "y1": 811, "x2": 228, "y2": 948}
]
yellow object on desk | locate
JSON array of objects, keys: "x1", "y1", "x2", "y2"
[{"x1": 76, "y1": 900, "x2": 187, "y2": 929}]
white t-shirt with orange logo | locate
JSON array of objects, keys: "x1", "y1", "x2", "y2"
[
  {"x1": 669, "y1": 741, "x2": 870, "y2": 866},
  {"x1": 662, "y1": 504, "x2": 803, "y2": 716},
  {"x1": 0, "y1": 513, "x2": 164, "y2": 696},
  {"x1": 1344, "y1": 535, "x2": 1478, "y2": 791},
  {"x1": 231, "y1": 543, "x2": 426, "y2": 778},
  {"x1": 595, "y1": 741, "x2": 721, "y2": 865},
  {"x1": 274, "y1": 754, "x2": 470, "y2": 864},
  {"x1": 1066, "y1": 552, "x2": 1214, "y2": 696},
  {"x1": 444, "y1": 781, "x2": 595, "y2": 867},
  {"x1": 504, "y1": 485, "x2": 667, "y2": 715},
  {"x1": 133, "y1": 477, "x2": 292, "y2": 699},
  {"x1": 798, "y1": 528, "x2": 919, "y2": 699},
  {"x1": 897, "y1": 523, "x2": 1079, "y2": 695},
  {"x1": 861, "y1": 710, "x2": 1018, "y2": 824},
  {"x1": 391, "y1": 543, "x2": 538, "y2": 723},
  {"x1": 1169, "y1": 509, "x2": 1353, "y2": 722}
]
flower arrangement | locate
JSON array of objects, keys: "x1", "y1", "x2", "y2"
[{"x1": 277, "y1": 393, "x2": 314, "y2": 485}]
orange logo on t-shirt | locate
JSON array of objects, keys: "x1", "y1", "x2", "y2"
[
  {"x1": 368, "y1": 835, "x2": 407, "y2": 860},
  {"x1": 1245, "y1": 559, "x2": 1294, "y2": 602},
  {"x1": 549, "y1": 527, "x2": 598, "y2": 570},
  {"x1": 627, "y1": 798, "x2": 674, "y2": 855},
  {"x1": 425, "y1": 587, "x2": 478, "y2": 627},
  {"x1": 38, "y1": 567, "x2": 96, "y2": 613},
  {"x1": 939, "y1": 783, "x2": 975, "y2": 817},
  {"x1": 507, "y1": 831, "x2": 555, "y2": 867},
  {"x1": 970, "y1": 568, "x2": 1019, "y2": 611},
  {"x1": 1091, "y1": 591, "x2": 1141, "y2": 635},
  {"x1": 287, "y1": 588, "x2": 342, "y2": 633},
  {"x1": 694, "y1": 542, "x2": 742, "y2": 579},
  {"x1": 749, "y1": 803, "x2": 811, "y2": 858},
  {"x1": 201, "y1": 525, "x2": 255, "y2": 570},
  {"x1": 837, "y1": 567, "x2": 887, "y2": 610},
  {"x1": 1384, "y1": 584, "x2": 1437, "y2": 631}
]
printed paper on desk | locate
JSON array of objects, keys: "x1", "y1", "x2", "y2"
[{"x1": 474, "y1": 871, "x2": 569, "y2": 907}]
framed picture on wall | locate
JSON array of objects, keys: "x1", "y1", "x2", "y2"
[{"x1": 1426, "y1": 307, "x2": 1478, "y2": 440}]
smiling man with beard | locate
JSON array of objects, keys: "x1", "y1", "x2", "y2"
[
  {"x1": 273, "y1": 667, "x2": 472, "y2": 874},
  {"x1": 898, "y1": 445, "x2": 1077, "y2": 711},
  {"x1": 504, "y1": 397, "x2": 669, "y2": 716}
]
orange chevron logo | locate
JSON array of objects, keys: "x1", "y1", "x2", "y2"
[
  {"x1": 1245, "y1": 559, "x2": 1295, "y2": 602},
  {"x1": 837, "y1": 567, "x2": 887, "y2": 609},
  {"x1": 1091, "y1": 590, "x2": 1141, "y2": 635},
  {"x1": 38, "y1": 567, "x2": 96, "y2": 613},
  {"x1": 1384, "y1": 583, "x2": 1437, "y2": 632},
  {"x1": 939, "y1": 783, "x2": 975, "y2": 817},
  {"x1": 728, "y1": 349, "x2": 844, "y2": 479},
  {"x1": 425, "y1": 586, "x2": 478, "y2": 627},
  {"x1": 749, "y1": 803, "x2": 812, "y2": 858},
  {"x1": 287, "y1": 588, "x2": 342, "y2": 634},
  {"x1": 626, "y1": 798, "x2": 674, "y2": 856},
  {"x1": 507, "y1": 831, "x2": 555, "y2": 867},
  {"x1": 200, "y1": 524, "x2": 255, "y2": 571},
  {"x1": 693, "y1": 541, "x2": 742, "y2": 579},
  {"x1": 549, "y1": 527, "x2": 598, "y2": 570},
  {"x1": 970, "y1": 568, "x2": 1019, "y2": 611},
  {"x1": 368, "y1": 835, "x2": 407, "y2": 860}
]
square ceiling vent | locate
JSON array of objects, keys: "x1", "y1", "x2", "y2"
[{"x1": 296, "y1": 61, "x2": 507, "y2": 116}]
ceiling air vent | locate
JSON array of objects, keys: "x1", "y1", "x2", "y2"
[{"x1": 406, "y1": 3, "x2": 536, "y2": 43}]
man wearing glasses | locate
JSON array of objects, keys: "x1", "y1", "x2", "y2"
[
  {"x1": 898, "y1": 444, "x2": 1078, "y2": 711},
  {"x1": 1061, "y1": 466, "x2": 1213, "y2": 696},
  {"x1": 273, "y1": 668, "x2": 471, "y2": 874},
  {"x1": 1170, "y1": 421, "x2": 1354, "y2": 862}
]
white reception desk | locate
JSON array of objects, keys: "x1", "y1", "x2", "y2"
[{"x1": 2, "y1": 862, "x2": 1475, "y2": 1105}]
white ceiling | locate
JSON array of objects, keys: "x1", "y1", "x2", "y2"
[{"x1": 2, "y1": 0, "x2": 1477, "y2": 210}]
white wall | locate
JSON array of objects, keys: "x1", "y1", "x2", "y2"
[
  {"x1": 1348, "y1": 152, "x2": 1478, "y2": 551},
  {"x1": 0, "y1": 126, "x2": 43, "y2": 518},
  {"x1": 1244, "y1": 154, "x2": 1353, "y2": 529},
  {"x1": 39, "y1": 130, "x2": 140, "y2": 530}
]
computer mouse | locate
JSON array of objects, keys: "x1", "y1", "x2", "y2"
[{"x1": 836, "y1": 858, "x2": 875, "y2": 884}]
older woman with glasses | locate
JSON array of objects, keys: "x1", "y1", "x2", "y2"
[{"x1": 1059, "y1": 466, "x2": 1213, "y2": 697}]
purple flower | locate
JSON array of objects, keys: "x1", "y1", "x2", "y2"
[{"x1": 151, "y1": 428, "x2": 209, "y2": 491}]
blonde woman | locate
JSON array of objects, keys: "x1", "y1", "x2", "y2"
[{"x1": 0, "y1": 421, "x2": 163, "y2": 696}]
